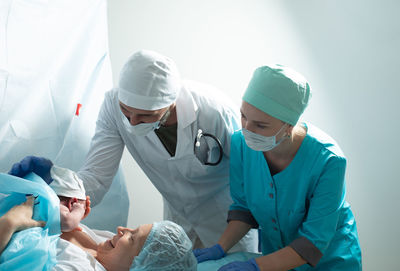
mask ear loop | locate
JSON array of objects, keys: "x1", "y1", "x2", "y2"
[{"x1": 273, "y1": 123, "x2": 290, "y2": 146}]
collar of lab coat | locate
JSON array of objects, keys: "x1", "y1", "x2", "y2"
[{"x1": 175, "y1": 81, "x2": 198, "y2": 129}]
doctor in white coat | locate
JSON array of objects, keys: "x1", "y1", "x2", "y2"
[{"x1": 10, "y1": 50, "x2": 258, "y2": 251}]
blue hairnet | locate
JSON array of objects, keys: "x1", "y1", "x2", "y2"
[
  {"x1": 0, "y1": 173, "x2": 60, "y2": 270},
  {"x1": 130, "y1": 221, "x2": 197, "y2": 271}
]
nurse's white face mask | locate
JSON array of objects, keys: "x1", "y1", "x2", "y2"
[
  {"x1": 122, "y1": 107, "x2": 171, "y2": 136},
  {"x1": 243, "y1": 123, "x2": 288, "y2": 152}
]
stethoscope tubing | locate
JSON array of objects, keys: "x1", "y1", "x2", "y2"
[{"x1": 193, "y1": 130, "x2": 223, "y2": 166}]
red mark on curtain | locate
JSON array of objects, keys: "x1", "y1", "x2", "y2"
[{"x1": 75, "y1": 103, "x2": 82, "y2": 116}]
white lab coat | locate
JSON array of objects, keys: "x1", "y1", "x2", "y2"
[{"x1": 78, "y1": 80, "x2": 258, "y2": 251}]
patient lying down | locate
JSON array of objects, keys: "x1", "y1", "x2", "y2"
[
  {"x1": 61, "y1": 224, "x2": 152, "y2": 269},
  {"x1": 48, "y1": 167, "x2": 196, "y2": 271},
  {"x1": 58, "y1": 221, "x2": 197, "y2": 271}
]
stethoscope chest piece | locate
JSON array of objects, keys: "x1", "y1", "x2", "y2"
[{"x1": 194, "y1": 129, "x2": 223, "y2": 166}]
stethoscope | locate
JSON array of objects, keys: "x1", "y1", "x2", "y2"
[{"x1": 193, "y1": 129, "x2": 223, "y2": 166}]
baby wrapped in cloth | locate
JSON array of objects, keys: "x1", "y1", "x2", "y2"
[
  {"x1": 0, "y1": 170, "x2": 197, "y2": 270},
  {"x1": 49, "y1": 165, "x2": 87, "y2": 232}
]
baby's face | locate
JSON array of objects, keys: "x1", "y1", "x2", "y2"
[
  {"x1": 59, "y1": 197, "x2": 86, "y2": 232},
  {"x1": 96, "y1": 224, "x2": 153, "y2": 271},
  {"x1": 59, "y1": 197, "x2": 86, "y2": 210}
]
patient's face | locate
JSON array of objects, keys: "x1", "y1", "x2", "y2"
[{"x1": 96, "y1": 224, "x2": 153, "y2": 271}]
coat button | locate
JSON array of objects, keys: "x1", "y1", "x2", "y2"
[
  {"x1": 270, "y1": 182, "x2": 273, "y2": 188},
  {"x1": 269, "y1": 193, "x2": 274, "y2": 199},
  {"x1": 271, "y1": 218, "x2": 276, "y2": 224},
  {"x1": 273, "y1": 227, "x2": 278, "y2": 231}
]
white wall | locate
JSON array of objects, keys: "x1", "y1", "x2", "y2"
[{"x1": 108, "y1": 1, "x2": 399, "y2": 270}]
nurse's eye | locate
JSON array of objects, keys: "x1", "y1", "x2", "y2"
[
  {"x1": 240, "y1": 113, "x2": 246, "y2": 120},
  {"x1": 256, "y1": 124, "x2": 267, "y2": 129}
]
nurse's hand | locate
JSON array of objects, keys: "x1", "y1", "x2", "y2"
[
  {"x1": 218, "y1": 258, "x2": 260, "y2": 271},
  {"x1": 193, "y1": 244, "x2": 225, "y2": 263},
  {"x1": 8, "y1": 156, "x2": 53, "y2": 185}
]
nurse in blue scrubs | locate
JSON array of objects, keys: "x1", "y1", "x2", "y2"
[{"x1": 194, "y1": 65, "x2": 362, "y2": 270}]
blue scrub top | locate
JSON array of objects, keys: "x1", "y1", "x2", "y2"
[{"x1": 229, "y1": 123, "x2": 361, "y2": 270}]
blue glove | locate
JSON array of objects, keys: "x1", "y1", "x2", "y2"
[
  {"x1": 193, "y1": 244, "x2": 225, "y2": 263},
  {"x1": 8, "y1": 156, "x2": 54, "y2": 185},
  {"x1": 218, "y1": 258, "x2": 260, "y2": 271}
]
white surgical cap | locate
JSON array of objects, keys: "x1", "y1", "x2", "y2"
[
  {"x1": 118, "y1": 50, "x2": 181, "y2": 110},
  {"x1": 130, "y1": 221, "x2": 197, "y2": 271},
  {"x1": 49, "y1": 165, "x2": 86, "y2": 200}
]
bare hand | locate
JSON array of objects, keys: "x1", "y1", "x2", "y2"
[
  {"x1": 82, "y1": 195, "x2": 91, "y2": 220},
  {"x1": 67, "y1": 196, "x2": 91, "y2": 231},
  {"x1": 4, "y1": 196, "x2": 46, "y2": 232}
]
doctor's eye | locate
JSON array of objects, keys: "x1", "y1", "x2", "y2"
[{"x1": 240, "y1": 113, "x2": 246, "y2": 120}]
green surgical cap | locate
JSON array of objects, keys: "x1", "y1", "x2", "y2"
[{"x1": 243, "y1": 65, "x2": 311, "y2": 126}]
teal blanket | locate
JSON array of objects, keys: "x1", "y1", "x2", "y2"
[{"x1": 198, "y1": 252, "x2": 261, "y2": 271}]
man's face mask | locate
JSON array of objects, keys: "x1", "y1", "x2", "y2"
[
  {"x1": 122, "y1": 107, "x2": 171, "y2": 136},
  {"x1": 242, "y1": 123, "x2": 288, "y2": 152}
]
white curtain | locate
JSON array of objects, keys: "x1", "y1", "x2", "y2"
[{"x1": 0, "y1": 0, "x2": 129, "y2": 231}]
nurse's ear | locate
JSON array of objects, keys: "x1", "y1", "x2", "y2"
[{"x1": 286, "y1": 124, "x2": 295, "y2": 139}]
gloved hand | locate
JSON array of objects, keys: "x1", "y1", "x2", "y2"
[
  {"x1": 8, "y1": 156, "x2": 54, "y2": 185},
  {"x1": 218, "y1": 258, "x2": 260, "y2": 271},
  {"x1": 193, "y1": 244, "x2": 225, "y2": 263}
]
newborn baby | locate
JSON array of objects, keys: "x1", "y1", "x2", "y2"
[{"x1": 49, "y1": 166, "x2": 87, "y2": 232}]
